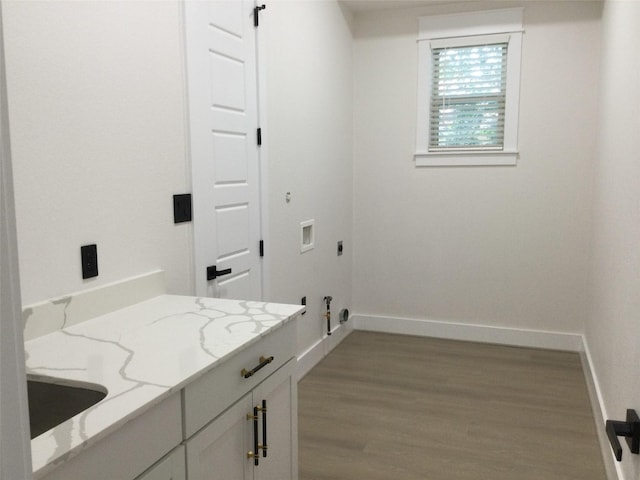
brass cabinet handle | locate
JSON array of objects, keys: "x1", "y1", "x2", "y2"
[
  {"x1": 248, "y1": 401, "x2": 269, "y2": 465},
  {"x1": 258, "y1": 400, "x2": 268, "y2": 457},
  {"x1": 241, "y1": 356, "x2": 274, "y2": 379},
  {"x1": 247, "y1": 406, "x2": 259, "y2": 466},
  {"x1": 247, "y1": 400, "x2": 269, "y2": 464}
]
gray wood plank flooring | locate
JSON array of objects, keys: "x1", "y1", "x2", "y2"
[{"x1": 298, "y1": 331, "x2": 605, "y2": 480}]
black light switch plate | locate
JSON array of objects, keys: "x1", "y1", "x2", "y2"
[
  {"x1": 173, "y1": 194, "x2": 192, "y2": 223},
  {"x1": 81, "y1": 244, "x2": 98, "y2": 279}
]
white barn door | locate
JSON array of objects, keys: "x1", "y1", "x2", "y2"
[{"x1": 185, "y1": 0, "x2": 264, "y2": 300}]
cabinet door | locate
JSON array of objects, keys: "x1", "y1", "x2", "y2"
[
  {"x1": 253, "y1": 360, "x2": 297, "y2": 480},
  {"x1": 186, "y1": 393, "x2": 254, "y2": 480},
  {"x1": 185, "y1": 359, "x2": 297, "y2": 480}
]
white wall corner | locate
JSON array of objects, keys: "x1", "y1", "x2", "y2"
[
  {"x1": 351, "y1": 314, "x2": 584, "y2": 352},
  {"x1": 580, "y1": 338, "x2": 624, "y2": 480}
]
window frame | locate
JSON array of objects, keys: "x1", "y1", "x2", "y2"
[{"x1": 415, "y1": 9, "x2": 523, "y2": 167}]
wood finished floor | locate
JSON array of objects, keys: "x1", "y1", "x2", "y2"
[{"x1": 298, "y1": 331, "x2": 605, "y2": 480}]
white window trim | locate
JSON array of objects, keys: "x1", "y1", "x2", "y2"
[{"x1": 415, "y1": 9, "x2": 523, "y2": 167}]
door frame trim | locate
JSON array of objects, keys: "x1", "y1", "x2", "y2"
[{"x1": 256, "y1": 1, "x2": 270, "y2": 301}]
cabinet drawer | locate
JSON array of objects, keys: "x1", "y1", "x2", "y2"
[{"x1": 183, "y1": 320, "x2": 296, "y2": 438}]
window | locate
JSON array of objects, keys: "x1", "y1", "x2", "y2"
[
  {"x1": 430, "y1": 39, "x2": 507, "y2": 150},
  {"x1": 415, "y1": 9, "x2": 523, "y2": 166}
]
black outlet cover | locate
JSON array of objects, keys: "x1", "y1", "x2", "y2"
[
  {"x1": 173, "y1": 194, "x2": 192, "y2": 224},
  {"x1": 81, "y1": 244, "x2": 98, "y2": 279}
]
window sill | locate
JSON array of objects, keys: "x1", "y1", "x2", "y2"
[{"x1": 414, "y1": 150, "x2": 518, "y2": 167}]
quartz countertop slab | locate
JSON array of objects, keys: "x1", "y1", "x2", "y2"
[{"x1": 25, "y1": 294, "x2": 303, "y2": 478}]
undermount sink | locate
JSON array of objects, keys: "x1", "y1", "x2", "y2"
[{"x1": 27, "y1": 377, "x2": 107, "y2": 439}]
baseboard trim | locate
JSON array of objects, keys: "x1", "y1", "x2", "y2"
[
  {"x1": 352, "y1": 314, "x2": 584, "y2": 351},
  {"x1": 298, "y1": 313, "x2": 583, "y2": 378},
  {"x1": 580, "y1": 339, "x2": 622, "y2": 480},
  {"x1": 296, "y1": 338, "x2": 324, "y2": 382},
  {"x1": 296, "y1": 321, "x2": 353, "y2": 382}
]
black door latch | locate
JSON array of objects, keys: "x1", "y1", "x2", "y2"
[
  {"x1": 207, "y1": 265, "x2": 232, "y2": 281},
  {"x1": 606, "y1": 409, "x2": 640, "y2": 461}
]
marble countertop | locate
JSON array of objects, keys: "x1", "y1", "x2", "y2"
[{"x1": 24, "y1": 294, "x2": 303, "y2": 478}]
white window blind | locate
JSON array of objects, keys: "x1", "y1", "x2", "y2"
[
  {"x1": 429, "y1": 42, "x2": 508, "y2": 151},
  {"x1": 415, "y1": 9, "x2": 523, "y2": 167}
]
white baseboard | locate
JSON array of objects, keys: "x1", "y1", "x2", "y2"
[
  {"x1": 581, "y1": 340, "x2": 622, "y2": 480},
  {"x1": 296, "y1": 313, "x2": 582, "y2": 379},
  {"x1": 352, "y1": 313, "x2": 584, "y2": 351},
  {"x1": 296, "y1": 338, "x2": 324, "y2": 382},
  {"x1": 296, "y1": 320, "x2": 353, "y2": 382}
]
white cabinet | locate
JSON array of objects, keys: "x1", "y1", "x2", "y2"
[
  {"x1": 252, "y1": 361, "x2": 297, "y2": 480},
  {"x1": 38, "y1": 319, "x2": 298, "y2": 480},
  {"x1": 186, "y1": 393, "x2": 254, "y2": 480},
  {"x1": 183, "y1": 321, "x2": 298, "y2": 480},
  {"x1": 134, "y1": 319, "x2": 297, "y2": 480},
  {"x1": 40, "y1": 393, "x2": 182, "y2": 480},
  {"x1": 183, "y1": 321, "x2": 296, "y2": 438},
  {"x1": 186, "y1": 359, "x2": 297, "y2": 480},
  {"x1": 136, "y1": 446, "x2": 186, "y2": 480}
]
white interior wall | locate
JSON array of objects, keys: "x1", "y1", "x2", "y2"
[
  {"x1": 3, "y1": 0, "x2": 354, "y2": 362},
  {"x1": 586, "y1": 2, "x2": 640, "y2": 478},
  {"x1": 352, "y1": 1, "x2": 602, "y2": 337},
  {"x1": 265, "y1": 0, "x2": 354, "y2": 357},
  {"x1": 2, "y1": 1, "x2": 193, "y2": 306}
]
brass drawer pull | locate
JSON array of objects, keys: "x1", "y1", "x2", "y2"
[
  {"x1": 249, "y1": 406, "x2": 259, "y2": 466},
  {"x1": 241, "y1": 356, "x2": 274, "y2": 379},
  {"x1": 248, "y1": 400, "x2": 269, "y2": 464},
  {"x1": 258, "y1": 400, "x2": 268, "y2": 457}
]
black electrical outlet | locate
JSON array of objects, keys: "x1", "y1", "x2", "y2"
[
  {"x1": 301, "y1": 296, "x2": 306, "y2": 315},
  {"x1": 337, "y1": 241, "x2": 343, "y2": 256},
  {"x1": 81, "y1": 244, "x2": 98, "y2": 279},
  {"x1": 173, "y1": 194, "x2": 192, "y2": 223}
]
